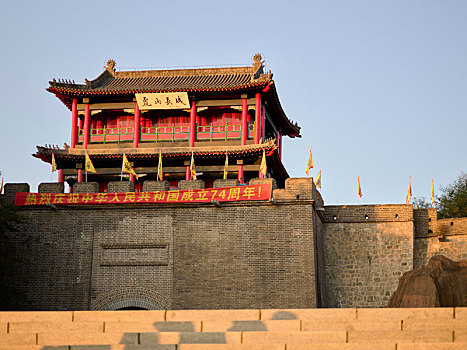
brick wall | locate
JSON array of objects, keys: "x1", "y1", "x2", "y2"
[
  {"x1": 414, "y1": 210, "x2": 467, "y2": 269},
  {"x1": 3, "y1": 179, "x2": 318, "y2": 310},
  {"x1": 321, "y1": 205, "x2": 414, "y2": 308}
]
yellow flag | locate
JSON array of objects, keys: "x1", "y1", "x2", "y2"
[
  {"x1": 314, "y1": 170, "x2": 322, "y2": 189},
  {"x1": 305, "y1": 147, "x2": 313, "y2": 176},
  {"x1": 358, "y1": 176, "x2": 362, "y2": 198},
  {"x1": 414, "y1": 198, "x2": 418, "y2": 209},
  {"x1": 190, "y1": 152, "x2": 197, "y2": 180},
  {"x1": 51, "y1": 153, "x2": 57, "y2": 172},
  {"x1": 122, "y1": 154, "x2": 138, "y2": 178},
  {"x1": 223, "y1": 152, "x2": 228, "y2": 180},
  {"x1": 406, "y1": 177, "x2": 412, "y2": 204},
  {"x1": 260, "y1": 150, "x2": 267, "y2": 178},
  {"x1": 157, "y1": 150, "x2": 163, "y2": 181},
  {"x1": 85, "y1": 153, "x2": 97, "y2": 174},
  {"x1": 431, "y1": 179, "x2": 435, "y2": 208}
]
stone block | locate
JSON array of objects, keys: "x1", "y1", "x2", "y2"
[
  {"x1": 272, "y1": 188, "x2": 300, "y2": 201},
  {"x1": 347, "y1": 330, "x2": 453, "y2": 343},
  {"x1": 140, "y1": 332, "x2": 242, "y2": 345},
  {"x1": 2, "y1": 183, "x2": 30, "y2": 204},
  {"x1": 143, "y1": 181, "x2": 170, "y2": 192},
  {"x1": 73, "y1": 310, "x2": 165, "y2": 322},
  {"x1": 73, "y1": 182, "x2": 99, "y2": 194},
  {"x1": 0, "y1": 323, "x2": 5, "y2": 334},
  {"x1": 8, "y1": 321, "x2": 104, "y2": 333},
  {"x1": 213, "y1": 179, "x2": 240, "y2": 188},
  {"x1": 177, "y1": 345, "x2": 284, "y2": 350},
  {"x1": 287, "y1": 345, "x2": 395, "y2": 350},
  {"x1": 285, "y1": 177, "x2": 314, "y2": 200},
  {"x1": 202, "y1": 320, "x2": 300, "y2": 332},
  {"x1": 242, "y1": 331, "x2": 346, "y2": 344},
  {"x1": 249, "y1": 178, "x2": 278, "y2": 190},
  {"x1": 302, "y1": 320, "x2": 401, "y2": 332},
  {"x1": 107, "y1": 181, "x2": 134, "y2": 193},
  {"x1": 166, "y1": 310, "x2": 260, "y2": 322},
  {"x1": 0, "y1": 333, "x2": 37, "y2": 346},
  {"x1": 37, "y1": 332, "x2": 138, "y2": 346},
  {"x1": 0, "y1": 311, "x2": 73, "y2": 323},
  {"x1": 356, "y1": 308, "x2": 454, "y2": 321},
  {"x1": 398, "y1": 344, "x2": 467, "y2": 350},
  {"x1": 178, "y1": 180, "x2": 205, "y2": 190},
  {"x1": 104, "y1": 321, "x2": 202, "y2": 333},
  {"x1": 403, "y1": 319, "x2": 467, "y2": 331},
  {"x1": 260, "y1": 308, "x2": 356, "y2": 321},
  {"x1": 456, "y1": 307, "x2": 467, "y2": 320},
  {"x1": 455, "y1": 329, "x2": 467, "y2": 342},
  {"x1": 38, "y1": 182, "x2": 65, "y2": 193}
]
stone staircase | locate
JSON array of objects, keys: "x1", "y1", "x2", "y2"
[{"x1": 0, "y1": 308, "x2": 466, "y2": 349}]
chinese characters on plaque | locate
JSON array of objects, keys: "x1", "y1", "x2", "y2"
[
  {"x1": 135, "y1": 92, "x2": 190, "y2": 110},
  {"x1": 14, "y1": 184, "x2": 272, "y2": 206}
]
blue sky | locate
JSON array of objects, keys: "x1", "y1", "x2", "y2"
[{"x1": 0, "y1": 0, "x2": 465, "y2": 204}]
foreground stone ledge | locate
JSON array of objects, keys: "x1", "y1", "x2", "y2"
[
  {"x1": 260, "y1": 308, "x2": 357, "y2": 321},
  {"x1": 356, "y1": 308, "x2": 454, "y2": 320},
  {"x1": 0, "y1": 333, "x2": 37, "y2": 346},
  {"x1": 73, "y1": 310, "x2": 166, "y2": 322},
  {"x1": 178, "y1": 345, "x2": 285, "y2": 350},
  {"x1": 140, "y1": 332, "x2": 242, "y2": 345},
  {"x1": 37, "y1": 331, "x2": 138, "y2": 346},
  {"x1": 287, "y1": 344, "x2": 395, "y2": 350},
  {"x1": 301, "y1": 319, "x2": 402, "y2": 332},
  {"x1": 8, "y1": 321, "x2": 104, "y2": 333},
  {"x1": 0, "y1": 311, "x2": 73, "y2": 323},
  {"x1": 104, "y1": 321, "x2": 202, "y2": 333},
  {"x1": 201, "y1": 320, "x2": 300, "y2": 332},
  {"x1": 397, "y1": 344, "x2": 467, "y2": 350},
  {"x1": 242, "y1": 331, "x2": 347, "y2": 344},
  {"x1": 347, "y1": 330, "x2": 453, "y2": 343},
  {"x1": 166, "y1": 309, "x2": 260, "y2": 322}
]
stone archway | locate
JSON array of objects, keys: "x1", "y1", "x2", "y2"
[{"x1": 90, "y1": 287, "x2": 171, "y2": 310}]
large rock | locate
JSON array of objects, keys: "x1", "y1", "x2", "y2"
[{"x1": 388, "y1": 255, "x2": 467, "y2": 307}]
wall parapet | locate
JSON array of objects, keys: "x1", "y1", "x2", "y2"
[{"x1": 323, "y1": 204, "x2": 413, "y2": 223}]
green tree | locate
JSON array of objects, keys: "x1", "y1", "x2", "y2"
[{"x1": 437, "y1": 172, "x2": 467, "y2": 219}]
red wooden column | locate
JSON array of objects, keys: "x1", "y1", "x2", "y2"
[
  {"x1": 71, "y1": 99, "x2": 78, "y2": 148},
  {"x1": 130, "y1": 173, "x2": 135, "y2": 183},
  {"x1": 254, "y1": 93, "x2": 261, "y2": 144},
  {"x1": 78, "y1": 170, "x2": 84, "y2": 183},
  {"x1": 185, "y1": 166, "x2": 190, "y2": 180},
  {"x1": 133, "y1": 102, "x2": 140, "y2": 148},
  {"x1": 241, "y1": 97, "x2": 248, "y2": 145},
  {"x1": 261, "y1": 105, "x2": 266, "y2": 140},
  {"x1": 58, "y1": 169, "x2": 64, "y2": 183},
  {"x1": 239, "y1": 97, "x2": 248, "y2": 183},
  {"x1": 189, "y1": 101, "x2": 196, "y2": 147},
  {"x1": 83, "y1": 103, "x2": 91, "y2": 149}
]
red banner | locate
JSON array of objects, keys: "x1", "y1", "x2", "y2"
[{"x1": 14, "y1": 184, "x2": 272, "y2": 206}]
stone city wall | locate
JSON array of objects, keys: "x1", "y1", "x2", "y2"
[
  {"x1": 1, "y1": 178, "x2": 318, "y2": 311},
  {"x1": 321, "y1": 205, "x2": 414, "y2": 308},
  {"x1": 414, "y1": 208, "x2": 467, "y2": 269}
]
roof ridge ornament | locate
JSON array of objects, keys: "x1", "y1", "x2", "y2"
[
  {"x1": 105, "y1": 59, "x2": 116, "y2": 76},
  {"x1": 251, "y1": 54, "x2": 273, "y2": 82}
]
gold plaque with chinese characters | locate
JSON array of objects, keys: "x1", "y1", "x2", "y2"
[{"x1": 135, "y1": 92, "x2": 190, "y2": 110}]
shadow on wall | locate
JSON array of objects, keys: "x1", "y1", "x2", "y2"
[{"x1": 39, "y1": 311, "x2": 298, "y2": 349}]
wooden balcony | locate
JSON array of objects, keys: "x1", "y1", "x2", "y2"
[{"x1": 77, "y1": 123, "x2": 255, "y2": 144}]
